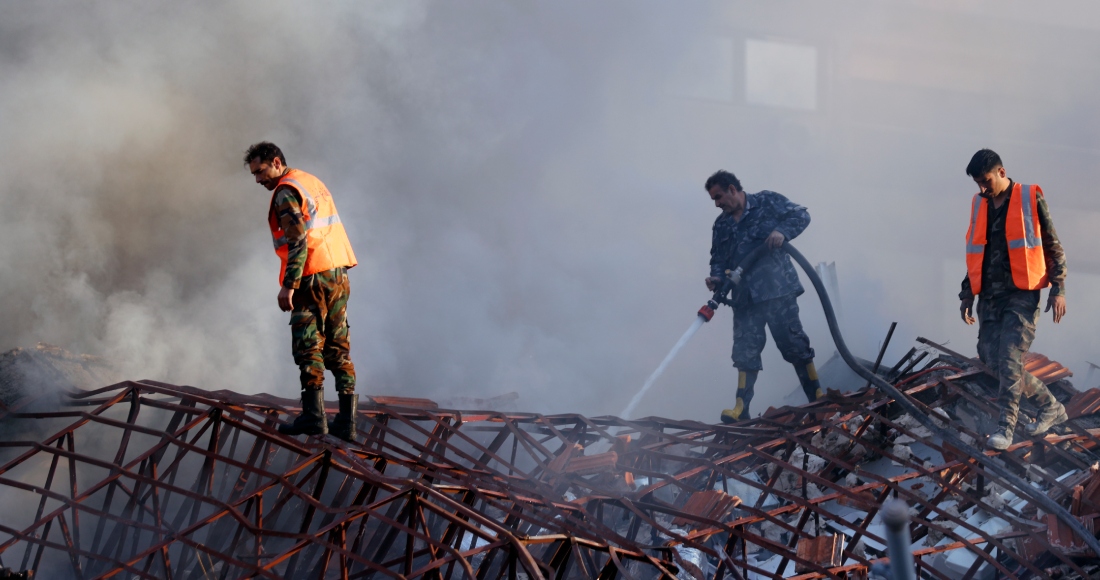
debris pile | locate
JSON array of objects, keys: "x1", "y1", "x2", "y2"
[
  {"x1": 1, "y1": 341, "x2": 1100, "y2": 578},
  {"x1": 0, "y1": 343, "x2": 116, "y2": 406}
]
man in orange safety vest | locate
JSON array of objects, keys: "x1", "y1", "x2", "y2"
[
  {"x1": 245, "y1": 142, "x2": 360, "y2": 442},
  {"x1": 960, "y1": 149, "x2": 1067, "y2": 450}
]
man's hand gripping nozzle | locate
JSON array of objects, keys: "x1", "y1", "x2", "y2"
[
  {"x1": 698, "y1": 267, "x2": 743, "y2": 322},
  {"x1": 700, "y1": 242, "x2": 773, "y2": 322}
]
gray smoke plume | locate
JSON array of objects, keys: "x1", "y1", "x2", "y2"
[{"x1": 2, "y1": 1, "x2": 1099, "y2": 421}]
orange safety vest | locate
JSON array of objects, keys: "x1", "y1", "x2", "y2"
[
  {"x1": 268, "y1": 168, "x2": 357, "y2": 283},
  {"x1": 965, "y1": 182, "x2": 1048, "y2": 295}
]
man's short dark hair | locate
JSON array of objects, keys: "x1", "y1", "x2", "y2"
[
  {"x1": 966, "y1": 149, "x2": 1002, "y2": 178},
  {"x1": 705, "y1": 170, "x2": 742, "y2": 192},
  {"x1": 244, "y1": 142, "x2": 286, "y2": 166}
]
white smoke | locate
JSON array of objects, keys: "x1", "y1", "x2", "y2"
[{"x1": 0, "y1": 1, "x2": 1098, "y2": 421}]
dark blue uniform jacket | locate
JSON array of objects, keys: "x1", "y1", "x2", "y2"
[{"x1": 709, "y1": 191, "x2": 811, "y2": 308}]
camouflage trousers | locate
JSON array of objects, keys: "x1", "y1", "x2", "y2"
[
  {"x1": 976, "y1": 290, "x2": 1056, "y2": 432},
  {"x1": 731, "y1": 294, "x2": 815, "y2": 372},
  {"x1": 290, "y1": 267, "x2": 356, "y2": 394}
]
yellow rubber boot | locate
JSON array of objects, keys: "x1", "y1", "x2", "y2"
[
  {"x1": 721, "y1": 398, "x2": 745, "y2": 424},
  {"x1": 795, "y1": 361, "x2": 823, "y2": 402},
  {"x1": 720, "y1": 370, "x2": 757, "y2": 423}
]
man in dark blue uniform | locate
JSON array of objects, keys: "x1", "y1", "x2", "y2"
[{"x1": 705, "y1": 170, "x2": 820, "y2": 423}]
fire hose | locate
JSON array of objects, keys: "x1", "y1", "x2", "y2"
[{"x1": 705, "y1": 241, "x2": 1100, "y2": 558}]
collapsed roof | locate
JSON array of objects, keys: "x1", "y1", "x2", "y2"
[{"x1": 1, "y1": 341, "x2": 1099, "y2": 579}]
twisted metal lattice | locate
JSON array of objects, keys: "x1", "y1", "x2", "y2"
[{"x1": 0, "y1": 360, "x2": 1097, "y2": 579}]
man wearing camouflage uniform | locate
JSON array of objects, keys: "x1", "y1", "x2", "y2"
[
  {"x1": 705, "y1": 170, "x2": 822, "y2": 424},
  {"x1": 959, "y1": 149, "x2": 1068, "y2": 450},
  {"x1": 245, "y1": 142, "x2": 360, "y2": 442}
]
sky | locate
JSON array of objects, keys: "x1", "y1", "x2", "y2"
[{"x1": 2, "y1": 1, "x2": 1100, "y2": 421}]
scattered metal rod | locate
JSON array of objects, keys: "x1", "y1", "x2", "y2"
[
  {"x1": 916, "y1": 336, "x2": 993, "y2": 376},
  {"x1": 885, "y1": 347, "x2": 917, "y2": 382},
  {"x1": 865, "y1": 322, "x2": 898, "y2": 390}
]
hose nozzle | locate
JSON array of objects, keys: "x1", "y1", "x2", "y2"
[
  {"x1": 700, "y1": 245, "x2": 766, "y2": 320},
  {"x1": 708, "y1": 269, "x2": 740, "y2": 309}
]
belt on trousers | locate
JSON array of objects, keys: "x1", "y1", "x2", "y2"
[{"x1": 298, "y1": 267, "x2": 346, "y2": 285}]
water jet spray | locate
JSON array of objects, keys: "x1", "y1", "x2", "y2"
[
  {"x1": 623, "y1": 242, "x2": 1100, "y2": 557},
  {"x1": 620, "y1": 246, "x2": 767, "y2": 419}
]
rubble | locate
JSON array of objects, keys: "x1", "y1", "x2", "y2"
[
  {"x1": 0, "y1": 341, "x2": 1099, "y2": 578},
  {"x1": 0, "y1": 343, "x2": 117, "y2": 406}
]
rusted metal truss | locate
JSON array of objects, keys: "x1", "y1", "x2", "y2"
[{"x1": 1, "y1": 342, "x2": 1100, "y2": 579}]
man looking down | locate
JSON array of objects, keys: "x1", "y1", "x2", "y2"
[{"x1": 245, "y1": 142, "x2": 360, "y2": 442}]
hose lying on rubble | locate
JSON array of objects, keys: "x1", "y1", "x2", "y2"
[{"x1": 743, "y1": 242, "x2": 1100, "y2": 557}]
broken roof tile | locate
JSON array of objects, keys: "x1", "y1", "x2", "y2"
[
  {"x1": 1025, "y1": 351, "x2": 1074, "y2": 384},
  {"x1": 1067, "y1": 388, "x2": 1100, "y2": 419}
]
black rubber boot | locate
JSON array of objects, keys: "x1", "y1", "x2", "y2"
[
  {"x1": 278, "y1": 389, "x2": 328, "y2": 436},
  {"x1": 329, "y1": 393, "x2": 359, "y2": 442},
  {"x1": 794, "y1": 361, "x2": 823, "y2": 402}
]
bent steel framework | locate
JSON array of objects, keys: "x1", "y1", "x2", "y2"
[{"x1": 0, "y1": 356, "x2": 1099, "y2": 578}]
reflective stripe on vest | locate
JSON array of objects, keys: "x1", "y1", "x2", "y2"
[
  {"x1": 280, "y1": 178, "x2": 318, "y2": 221},
  {"x1": 1007, "y1": 184, "x2": 1041, "y2": 250},
  {"x1": 311, "y1": 214, "x2": 342, "y2": 228},
  {"x1": 270, "y1": 207, "x2": 342, "y2": 249},
  {"x1": 965, "y1": 194, "x2": 984, "y2": 255},
  {"x1": 267, "y1": 168, "x2": 357, "y2": 282},
  {"x1": 964, "y1": 182, "x2": 1048, "y2": 294}
]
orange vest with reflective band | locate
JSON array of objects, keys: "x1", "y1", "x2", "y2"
[
  {"x1": 268, "y1": 168, "x2": 357, "y2": 283},
  {"x1": 965, "y1": 182, "x2": 1048, "y2": 295}
]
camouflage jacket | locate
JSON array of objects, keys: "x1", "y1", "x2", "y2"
[
  {"x1": 709, "y1": 190, "x2": 811, "y2": 308},
  {"x1": 959, "y1": 180, "x2": 1067, "y2": 301},
  {"x1": 272, "y1": 186, "x2": 308, "y2": 289}
]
